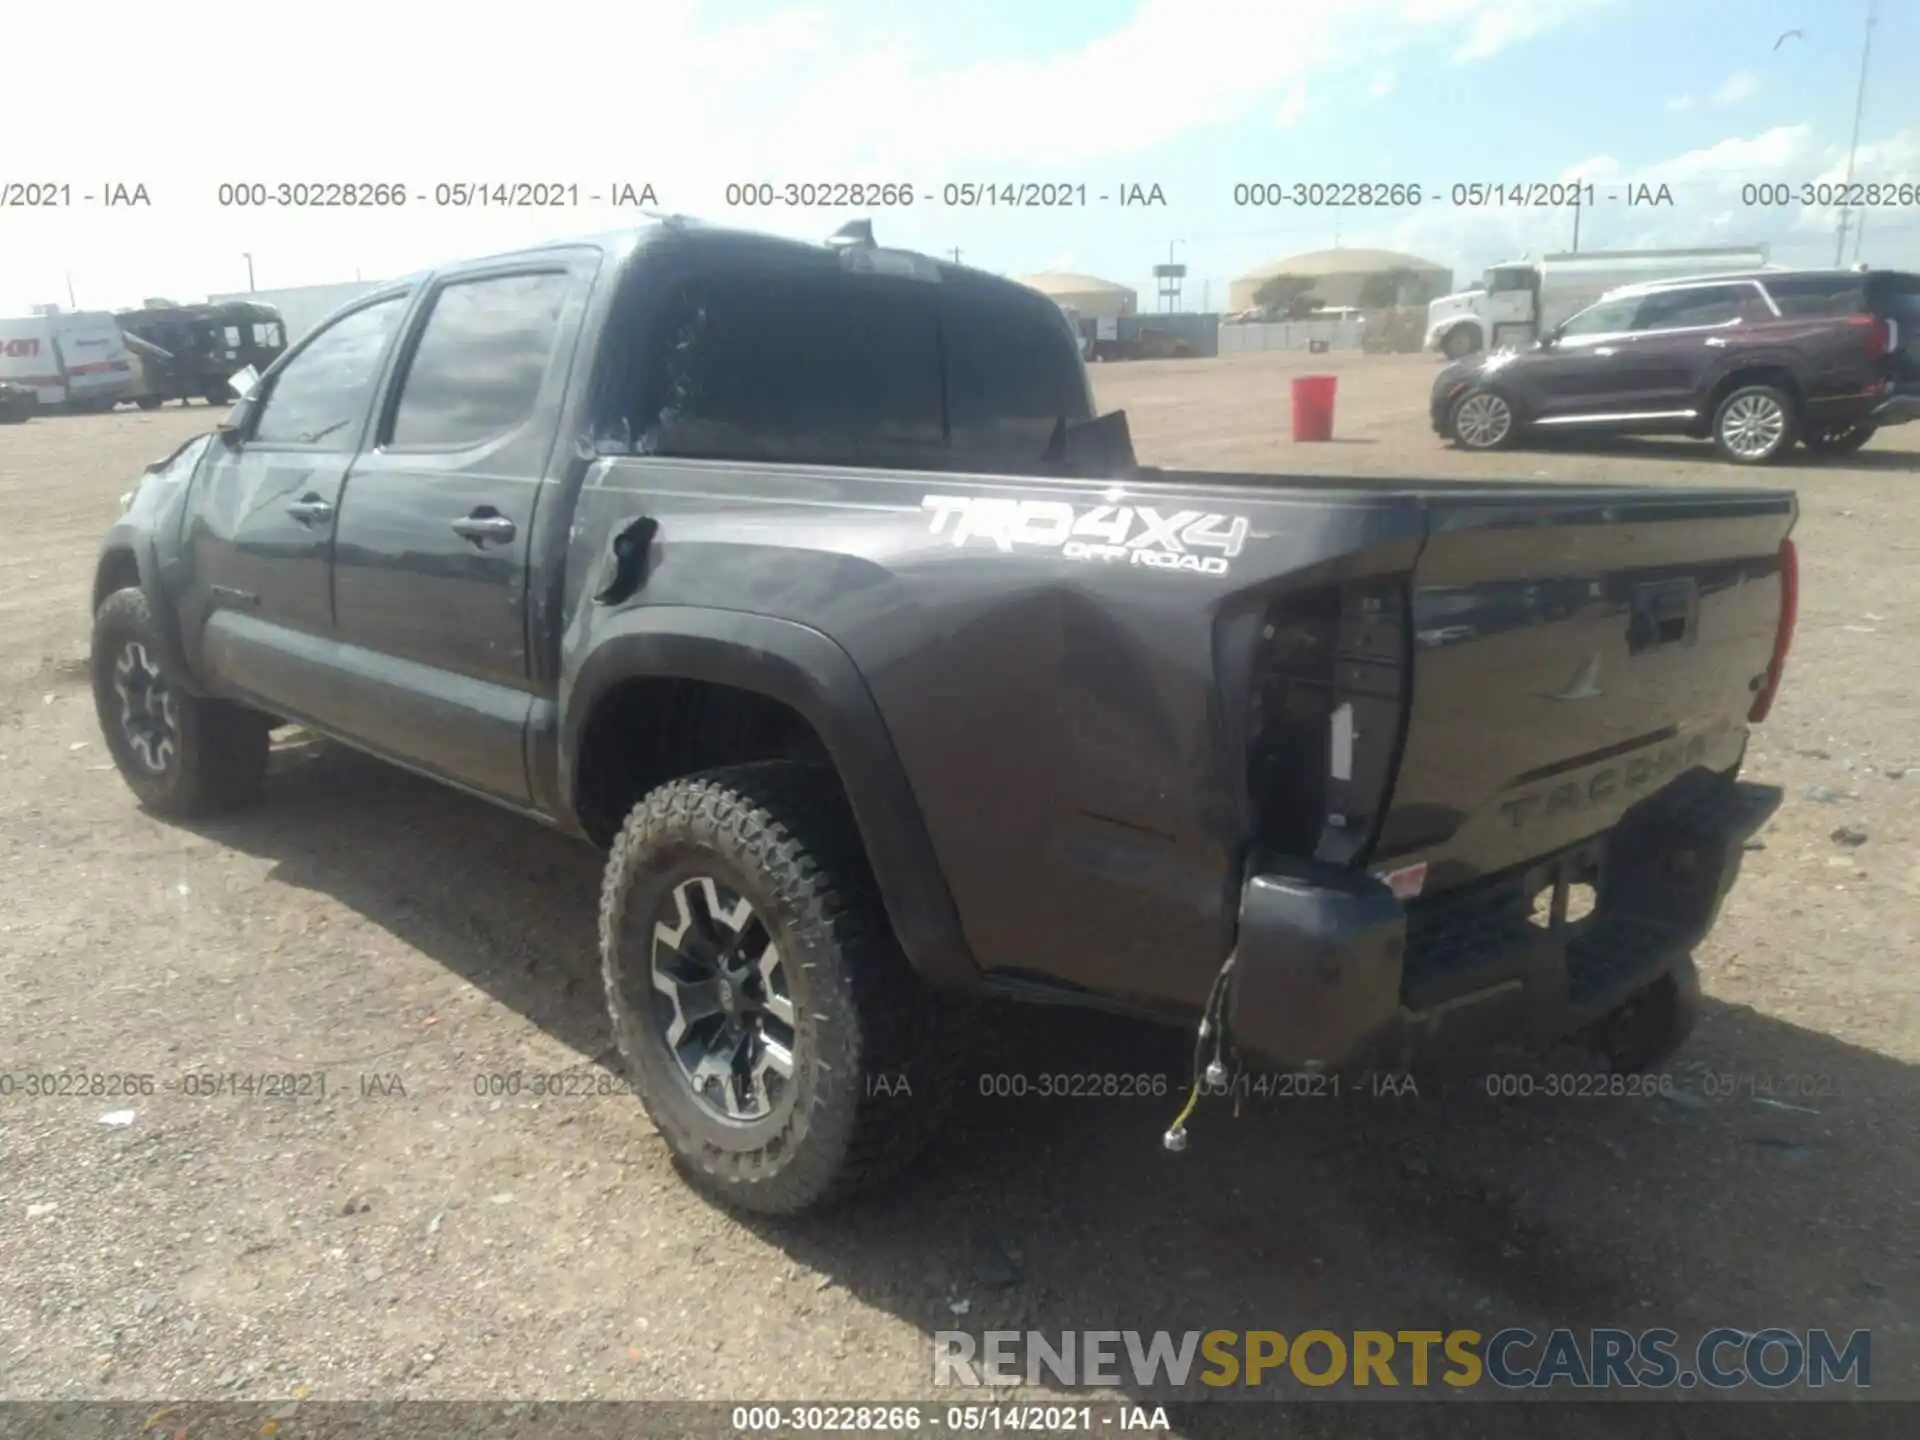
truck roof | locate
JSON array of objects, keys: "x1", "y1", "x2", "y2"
[{"x1": 387, "y1": 216, "x2": 1002, "y2": 294}]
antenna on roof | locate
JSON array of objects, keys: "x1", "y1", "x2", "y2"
[{"x1": 827, "y1": 219, "x2": 876, "y2": 250}]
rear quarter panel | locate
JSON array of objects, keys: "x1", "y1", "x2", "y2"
[{"x1": 562, "y1": 458, "x2": 1425, "y2": 1012}]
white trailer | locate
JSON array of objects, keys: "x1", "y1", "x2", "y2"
[
  {"x1": 0, "y1": 309, "x2": 137, "y2": 411},
  {"x1": 205, "y1": 280, "x2": 385, "y2": 345},
  {"x1": 1425, "y1": 246, "x2": 1772, "y2": 357}
]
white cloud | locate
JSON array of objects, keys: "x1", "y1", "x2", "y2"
[
  {"x1": 1667, "y1": 68, "x2": 1760, "y2": 114},
  {"x1": 0, "y1": 0, "x2": 1660, "y2": 310},
  {"x1": 1274, "y1": 81, "x2": 1311, "y2": 128},
  {"x1": 1393, "y1": 123, "x2": 1920, "y2": 278},
  {"x1": 1370, "y1": 73, "x2": 1399, "y2": 98}
]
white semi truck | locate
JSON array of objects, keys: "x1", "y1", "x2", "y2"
[{"x1": 1424, "y1": 246, "x2": 1773, "y2": 358}]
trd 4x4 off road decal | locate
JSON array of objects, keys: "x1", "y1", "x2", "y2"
[{"x1": 920, "y1": 495, "x2": 1250, "y2": 576}]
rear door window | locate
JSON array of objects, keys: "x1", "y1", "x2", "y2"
[
  {"x1": 387, "y1": 271, "x2": 572, "y2": 448},
  {"x1": 1630, "y1": 284, "x2": 1751, "y2": 332}
]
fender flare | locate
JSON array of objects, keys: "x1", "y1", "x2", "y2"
[
  {"x1": 559, "y1": 606, "x2": 981, "y2": 992},
  {"x1": 96, "y1": 527, "x2": 205, "y2": 698}
]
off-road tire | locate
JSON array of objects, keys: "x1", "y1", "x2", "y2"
[
  {"x1": 1803, "y1": 422, "x2": 1876, "y2": 456},
  {"x1": 599, "y1": 761, "x2": 951, "y2": 1215},
  {"x1": 1710, "y1": 384, "x2": 1798, "y2": 465},
  {"x1": 1585, "y1": 955, "x2": 1700, "y2": 1075},
  {"x1": 90, "y1": 587, "x2": 270, "y2": 816}
]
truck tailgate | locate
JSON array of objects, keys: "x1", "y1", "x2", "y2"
[{"x1": 1378, "y1": 486, "x2": 1796, "y2": 890}]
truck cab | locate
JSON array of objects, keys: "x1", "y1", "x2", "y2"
[{"x1": 1424, "y1": 263, "x2": 1540, "y2": 358}]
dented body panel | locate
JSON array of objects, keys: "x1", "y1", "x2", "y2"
[{"x1": 95, "y1": 219, "x2": 1799, "y2": 1056}]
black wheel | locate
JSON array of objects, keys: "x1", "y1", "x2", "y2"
[
  {"x1": 1803, "y1": 422, "x2": 1876, "y2": 456},
  {"x1": 135, "y1": 395, "x2": 163, "y2": 411},
  {"x1": 1586, "y1": 956, "x2": 1700, "y2": 1075},
  {"x1": 1448, "y1": 385, "x2": 1517, "y2": 451},
  {"x1": 1440, "y1": 327, "x2": 1480, "y2": 360},
  {"x1": 89, "y1": 587, "x2": 270, "y2": 816},
  {"x1": 600, "y1": 761, "x2": 951, "y2": 1215},
  {"x1": 1711, "y1": 384, "x2": 1798, "y2": 465}
]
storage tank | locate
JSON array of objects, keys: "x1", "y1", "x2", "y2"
[{"x1": 1017, "y1": 273, "x2": 1139, "y2": 323}]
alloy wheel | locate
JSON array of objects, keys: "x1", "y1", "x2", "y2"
[
  {"x1": 646, "y1": 876, "x2": 796, "y2": 1123},
  {"x1": 1454, "y1": 392, "x2": 1513, "y2": 448},
  {"x1": 112, "y1": 641, "x2": 177, "y2": 773},
  {"x1": 1719, "y1": 393, "x2": 1786, "y2": 460}
]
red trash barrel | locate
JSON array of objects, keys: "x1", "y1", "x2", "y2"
[{"x1": 1291, "y1": 374, "x2": 1339, "y2": 442}]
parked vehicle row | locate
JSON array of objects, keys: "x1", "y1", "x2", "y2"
[
  {"x1": 0, "y1": 311, "x2": 137, "y2": 413},
  {"x1": 1431, "y1": 266, "x2": 1920, "y2": 464},
  {"x1": 0, "y1": 302, "x2": 289, "y2": 417}
]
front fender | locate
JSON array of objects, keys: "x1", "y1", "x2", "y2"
[
  {"x1": 559, "y1": 605, "x2": 981, "y2": 992},
  {"x1": 97, "y1": 522, "x2": 203, "y2": 697}
]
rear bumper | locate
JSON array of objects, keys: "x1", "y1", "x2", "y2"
[
  {"x1": 1867, "y1": 386, "x2": 1920, "y2": 427},
  {"x1": 1227, "y1": 770, "x2": 1782, "y2": 1071}
]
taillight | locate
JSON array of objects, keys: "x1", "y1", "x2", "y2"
[
  {"x1": 1246, "y1": 578, "x2": 1410, "y2": 866},
  {"x1": 1846, "y1": 313, "x2": 1893, "y2": 361},
  {"x1": 1748, "y1": 538, "x2": 1797, "y2": 724}
]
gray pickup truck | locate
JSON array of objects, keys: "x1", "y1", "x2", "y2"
[{"x1": 93, "y1": 217, "x2": 1797, "y2": 1214}]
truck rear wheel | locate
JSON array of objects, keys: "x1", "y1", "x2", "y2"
[
  {"x1": 1586, "y1": 955, "x2": 1700, "y2": 1075},
  {"x1": 90, "y1": 587, "x2": 270, "y2": 817},
  {"x1": 599, "y1": 761, "x2": 950, "y2": 1215}
]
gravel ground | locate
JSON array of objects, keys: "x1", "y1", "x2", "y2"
[{"x1": 0, "y1": 358, "x2": 1914, "y2": 1433}]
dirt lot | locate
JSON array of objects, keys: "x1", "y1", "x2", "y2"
[{"x1": 1, "y1": 354, "x2": 1915, "y2": 1429}]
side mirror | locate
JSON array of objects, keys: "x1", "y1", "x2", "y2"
[{"x1": 216, "y1": 365, "x2": 263, "y2": 444}]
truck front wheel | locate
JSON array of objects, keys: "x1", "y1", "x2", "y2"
[
  {"x1": 1440, "y1": 327, "x2": 1481, "y2": 360},
  {"x1": 599, "y1": 761, "x2": 950, "y2": 1215},
  {"x1": 90, "y1": 587, "x2": 270, "y2": 816}
]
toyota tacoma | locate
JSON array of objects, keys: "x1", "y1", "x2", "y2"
[{"x1": 92, "y1": 217, "x2": 1798, "y2": 1214}]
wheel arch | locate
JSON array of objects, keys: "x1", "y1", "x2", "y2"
[
  {"x1": 1705, "y1": 364, "x2": 1805, "y2": 421},
  {"x1": 560, "y1": 607, "x2": 981, "y2": 992},
  {"x1": 93, "y1": 530, "x2": 205, "y2": 697}
]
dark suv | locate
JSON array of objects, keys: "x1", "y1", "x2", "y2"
[{"x1": 1433, "y1": 268, "x2": 1920, "y2": 464}]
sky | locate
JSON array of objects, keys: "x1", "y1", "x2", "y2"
[{"x1": 2, "y1": 0, "x2": 1916, "y2": 315}]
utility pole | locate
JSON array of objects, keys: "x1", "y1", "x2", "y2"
[
  {"x1": 1833, "y1": 0, "x2": 1879, "y2": 267},
  {"x1": 949, "y1": 247, "x2": 962, "y2": 263},
  {"x1": 1570, "y1": 198, "x2": 1581, "y2": 254},
  {"x1": 243, "y1": 252, "x2": 256, "y2": 292}
]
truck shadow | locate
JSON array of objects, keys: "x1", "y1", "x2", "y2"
[{"x1": 190, "y1": 738, "x2": 1916, "y2": 1434}]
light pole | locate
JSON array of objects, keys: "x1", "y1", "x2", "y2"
[
  {"x1": 1159, "y1": 238, "x2": 1187, "y2": 313},
  {"x1": 1833, "y1": 0, "x2": 1879, "y2": 266},
  {"x1": 243, "y1": 252, "x2": 256, "y2": 292}
]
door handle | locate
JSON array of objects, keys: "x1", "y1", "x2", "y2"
[
  {"x1": 285, "y1": 494, "x2": 334, "y2": 525},
  {"x1": 1593, "y1": 346, "x2": 1617, "y2": 357},
  {"x1": 1704, "y1": 337, "x2": 1730, "y2": 347},
  {"x1": 451, "y1": 509, "x2": 517, "y2": 545}
]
